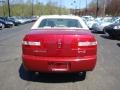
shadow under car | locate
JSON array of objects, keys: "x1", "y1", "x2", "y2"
[{"x1": 19, "y1": 64, "x2": 86, "y2": 83}]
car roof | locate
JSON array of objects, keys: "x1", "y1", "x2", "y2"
[
  {"x1": 39, "y1": 15, "x2": 82, "y2": 19},
  {"x1": 32, "y1": 15, "x2": 88, "y2": 29}
]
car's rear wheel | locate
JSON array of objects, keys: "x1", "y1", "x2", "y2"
[
  {"x1": 78, "y1": 71, "x2": 86, "y2": 77},
  {"x1": 19, "y1": 64, "x2": 36, "y2": 81},
  {"x1": 26, "y1": 69, "x2": 35, "y2": 75},
  {"x1": 22, "y1": 64, "x2": 35, "y2": 75},
  {"x1": 75, "y1": 71, "x2": 86, "y2": 81}
]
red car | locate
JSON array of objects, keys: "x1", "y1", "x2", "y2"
[{"x1": 22, "y1": 15, "x2": 97, "y2": 74}]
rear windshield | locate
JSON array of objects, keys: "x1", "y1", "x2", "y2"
[{"x1": 39, "y1": 19, "x2": 82, "y2": 28}]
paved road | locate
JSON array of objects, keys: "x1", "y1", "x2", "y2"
[{"x1": 0, "y1": 23, "x2": 120, "y2": 90}]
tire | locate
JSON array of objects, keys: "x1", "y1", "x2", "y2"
[
  {"x1": 92, "y1": 30, "x2": 97, "y2": 33},
  {"x1": 80, "y1": 71, "x2": 86, "y2": 77},
  {"x1": 10, "y1": 24, "x2": 14, "y2": 28},
  {"x1": 12, "y1": 24, "x2": 15, "y2": 27},
  {"x1": 103, "y1": 28, "x2": 106, "y2": 34},
  {"x1": 22, "y1": 64, "x2": 35, "y2": 75},
  {"x1": 109, "y1": 34, "x2": 117, "y2": 39},
  {"x1": 26, "y1": 69, "x2": 35, "y2": 75},
  {"x1": 76, "y1": 71, "x2": 86, "y2": 81},
  {"x1": 19, "y1": 63, "x2": 36, "y2": 81},
  {"x1": 2, "y1": 24, "x2": 5, "y2": 29}
]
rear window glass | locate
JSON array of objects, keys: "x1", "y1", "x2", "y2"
[{"x1": 39, "y1": 19, "x2": 82, "y2": 28}]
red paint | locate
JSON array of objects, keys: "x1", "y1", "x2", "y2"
[{"x1": 22, "y1": 29, "x2": 97, "y2": 73}]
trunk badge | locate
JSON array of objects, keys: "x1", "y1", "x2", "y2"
[{"x1": 58, "y1": 39, "x2": 62, "y2": 48}]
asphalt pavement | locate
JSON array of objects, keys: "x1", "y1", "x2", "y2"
[{"x1": 0, "y1": 23, "x2": 120, "y2": 90}]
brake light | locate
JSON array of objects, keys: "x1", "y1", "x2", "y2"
[
  {"x1": 22, "y1": 41, "x2": 41, "y2": 46},
  {"x1": 78, "y1": 41, "x2": 97, "y2": 46}
]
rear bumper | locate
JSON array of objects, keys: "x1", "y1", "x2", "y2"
[
  {"x1": 22, "y1": 55, "x2": 97, "y2": 73},
  {"x1": 5, "y1": 24, "x2": 13, "y2": 28}
]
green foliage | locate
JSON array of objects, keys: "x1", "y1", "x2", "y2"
[
  {"x1": 88, "y1": 0, "x2": 97, "y2": 8},
  {"x1": 0, "y1": 1, "x2": 70, "y2": 16}
]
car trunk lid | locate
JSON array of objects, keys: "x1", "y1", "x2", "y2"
[{"x1": 23, "y1": 29, "x2": 97, "y2": 57}]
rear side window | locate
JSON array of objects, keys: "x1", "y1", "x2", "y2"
[{"x1": 39, "y1": 19, "x2": 82, "y2": 28}]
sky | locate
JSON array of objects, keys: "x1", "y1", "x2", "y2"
[{"x1": 34, "y1": 0, "x2": 92, "y2": 9}]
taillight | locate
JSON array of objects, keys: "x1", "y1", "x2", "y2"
[
  {"x1": 78, "y1": 41, "x2": 97, "y2": 46},
  {"x1": 22, "y1": 41, "x2": 41, "y2": 46}
]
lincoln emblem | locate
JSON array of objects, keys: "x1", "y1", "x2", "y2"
[{"x1": 58, "y1": 39, "x2": 62, "y2": 48}]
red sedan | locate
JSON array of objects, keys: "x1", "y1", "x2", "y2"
[{"x1": 22, "y1": 15, "x2": 97, "y2": 74}]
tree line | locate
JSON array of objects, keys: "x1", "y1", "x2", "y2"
[
  {"x1": 1, "y1": 0, "x2": 119, "y2": 17},
  {"x1": 0, "y1": 0, "x2": 70, "y2": 17},
  {"x1": 86, "y1": 0, "x2": 120, "y2": 16}
]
